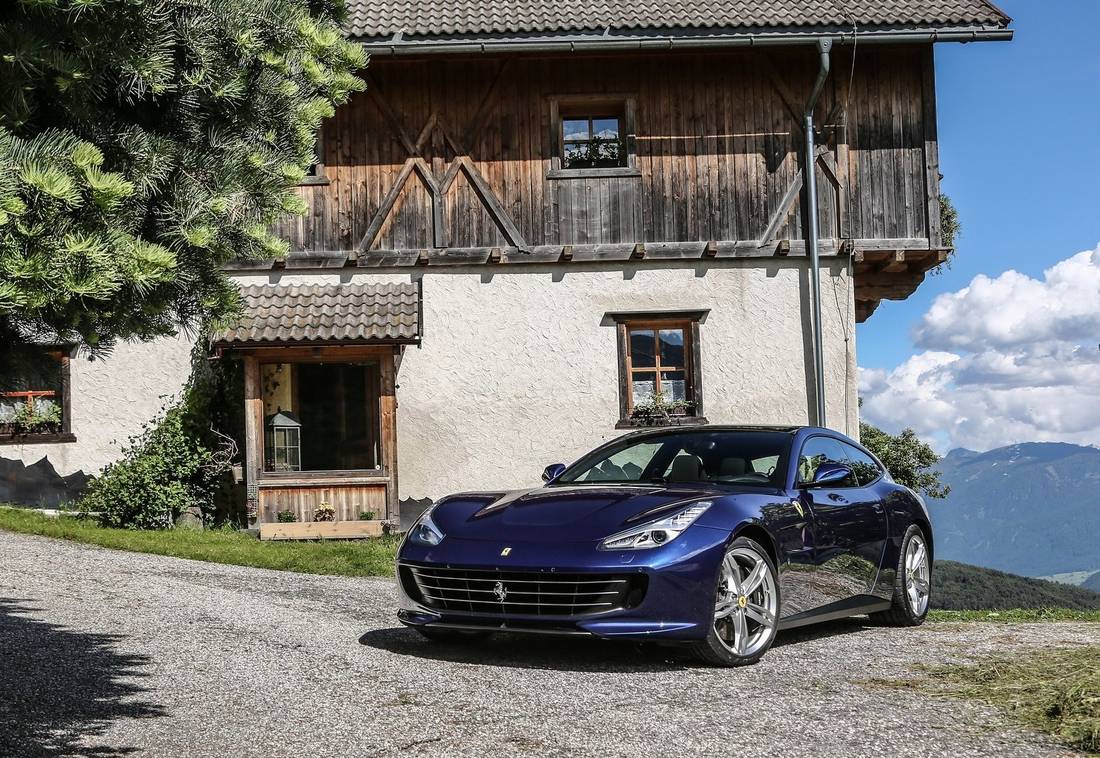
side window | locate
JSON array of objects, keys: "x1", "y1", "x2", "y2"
[
  {"x1": 841, "y1": 443, "x2": 883, "y2": 486},
  {"x1": 797, "y1": 437, "x2": 852, "y2": 486}
]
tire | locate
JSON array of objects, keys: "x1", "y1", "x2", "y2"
[
  {"x1": 690, "y1": 536, "x2": 780, "y2": 667},
  {"x1": 870, "y1": 524, "x2": 931, "y2": 627},
  {"x1": 414, "y1": 627, "x2": 492, "y2": 643}
]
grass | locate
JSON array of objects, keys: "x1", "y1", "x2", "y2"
[
  {"x1": 0, "y1": 506, "x2": 399, "y2": 577},
  {"x1": 929, "y1": 609, "x2": 1100, "y2": 624},
  {"x1": 878, "y1": 647, "x2": 1100, "y2": 754}
]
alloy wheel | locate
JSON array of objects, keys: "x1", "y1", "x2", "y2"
[
  {"x1": 905, "y1": 534, "x2": 930, "y2": 615},
  {"x1": 713, "y1": 544, "x2": 778, "y2": 657}
]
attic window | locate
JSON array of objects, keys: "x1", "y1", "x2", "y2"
[
  {"x1": 562, "y1": 114, "x2": 624, "y2": 169},
  {"x1": 548, "y1": 95, "x2": 640, "y2": 179}
]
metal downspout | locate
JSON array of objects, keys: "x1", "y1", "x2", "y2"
[{"x1": 804, "y1": 38, "x2": 833, "y2": 428}]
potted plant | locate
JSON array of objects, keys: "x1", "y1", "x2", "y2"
[
  {"x1": 630, "y1": 392, "x2": 696, "y2": 426},
  {"x1": 276, "y1": 509, "x2": 297, "y2": 523},
  {"x1": 313, "y1": 502, "x2": 335, "y2": 522},
  {"x1": 358, "y1": 510, "x2": 376, "y2": 521}
]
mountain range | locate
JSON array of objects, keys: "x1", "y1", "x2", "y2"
[{"x1": 926, "y1": 442, "x2": 1100, "y2": 579}]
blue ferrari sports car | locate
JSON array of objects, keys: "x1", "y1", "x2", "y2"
[{"x1": 396, "y1": 425, "x2": 933, "y2": 666}]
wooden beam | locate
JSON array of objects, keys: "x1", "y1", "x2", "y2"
[
  {"x1": 243, "y1": 356, "x2": 263, "y2": 524},
  {"x1": 462, "y1": 60, "x2": 511, "y2": 151},
  {"x1": 457, "y1": 156, "x2": 526, "y2": 248},
  {"x1": 366, "y1": 75, "x2": 417, "y2": 156},
  {"x1": 758, "y1": 174, "x2": 803, "y2": 244},
  {"x1": 358, "y1": 158, "x2": 417, "y2": 252},
  {"x1": 380, "y1": 350, "x2": 399, "y2": 519},
  {"x1": 761, "y1": 55, "x2": 806, "y2": 130},
  {"x1": 921, "y1": 47, "x2": 944, "y2": 249}
]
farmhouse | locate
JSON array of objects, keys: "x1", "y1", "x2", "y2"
[{"x1": 1, "y1": 0, "x2": 1011, "y2": 536}]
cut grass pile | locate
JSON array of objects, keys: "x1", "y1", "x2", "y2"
[
  {"x1": 880, "y1": 646, "x2": 1100, "y2": 754},
  {"x1": 0, "y1": 506, "x2": 399, "y2": 577},
  {"x1": 929, "y1": 609, "x2": 1100, "y2": 623}
]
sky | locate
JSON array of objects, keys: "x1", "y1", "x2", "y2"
[{"x1": 855, "y1": 0, "x2": 1100, "y2": 452}]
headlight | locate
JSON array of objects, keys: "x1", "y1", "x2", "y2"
[
  {"x1": 407, "y1": 506, "x2": 444, "y2": 546},
  {"x1": 599, "y1": 501, "x2": 712, "y2": 550}
]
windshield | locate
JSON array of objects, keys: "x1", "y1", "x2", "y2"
[{"x1": 557, "y1": 430, "x2": 792, "y2": 487}]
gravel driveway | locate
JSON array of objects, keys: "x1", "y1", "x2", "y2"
[{"x1": 1, "y1": 531, "x2": 1095, "y2": 758}]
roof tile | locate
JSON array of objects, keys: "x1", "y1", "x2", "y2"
[
  {"x1": 211, "y1": 282, "x2": 421, "y2": 346},
  {"x1": 345, "y1": 0, "x2": 1010, "y2": 39}
]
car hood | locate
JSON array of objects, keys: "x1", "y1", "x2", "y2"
[{"x1": 430, "y1": 484, "x2": 724, "y2": 543}]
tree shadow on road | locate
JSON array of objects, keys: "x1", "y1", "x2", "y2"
[{"x1": 0, "y1": 598, "x2": 166, "y2": 757}]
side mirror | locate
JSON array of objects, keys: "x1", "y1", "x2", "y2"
[
  {"x1": 542, "y1": 463, "x2": 567, "y2": 483},
  {"x1": 804, "y1": 462, "x2": 853, "y2": 488}
]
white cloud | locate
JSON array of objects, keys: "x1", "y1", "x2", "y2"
[{"x1": 860, "y1": 244, "x2": 1100, "y2": 452}]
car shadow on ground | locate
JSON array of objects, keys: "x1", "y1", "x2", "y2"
[
  {"x1": 0, "y1": 598, "x2": 166, "y2": 757},
  {"x1": 359, "y1": 615, "x2": 879, "y2": 671}
]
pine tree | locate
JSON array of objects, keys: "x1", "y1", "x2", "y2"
[{"x1": 0, "y1": 0, "x2": 366, "y2": 367}]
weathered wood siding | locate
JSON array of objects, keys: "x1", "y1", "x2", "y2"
[{"x1": 274, "y1": 46, "x2": 938, "y2": 253}]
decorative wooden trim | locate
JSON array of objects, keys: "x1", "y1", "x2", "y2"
[
  {"x1": 363, "y1": 62, "x2": 523, "y2": 253},
  {"x1": 759, "y1": 174, "x2": 803, "y2": 244},
  {"x1": 546, "y1": 167, "x2": 641, "y2": 180},
  {"x1": 257, "y1": 474, "x2": 389, "y2": 488},
  {"x1": 455, "y1": 156, "x2": 526, "y2": 247},
  {"x1": 359, "y1": 158, "x2": 417, "y2": 252}
]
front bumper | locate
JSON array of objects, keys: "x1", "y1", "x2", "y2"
[{"x1": 395, "y1": 525, "x2": 729, "y2": 641}]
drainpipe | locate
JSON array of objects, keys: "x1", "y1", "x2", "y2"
[{"x1": 804, "y1": 38, "x2": 832, "y2": 428}]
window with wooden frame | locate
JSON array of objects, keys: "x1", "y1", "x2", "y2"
[
  {"x1": 610, "y1": 312, "x2": 706, "y2": 427},
  {"x1": 259, "y1": 360, "x2": 381, "y2": 473},
  {"x1": 0, "y1": 348, "x2": 74, "y2": 443},
  {"x1": 548, "y1": 95, "x2": 640, "y2": 179}
]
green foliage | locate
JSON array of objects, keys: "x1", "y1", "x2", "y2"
[
  {"x1": 8, "y1": 398, "x2": 62, "y2": 432},
  {"x1": 0, "y1": 506, "x2": 400, "y2": 577},
  {"x1": 859, "y1": 421, "x2": 950, "y2": 498},
  {"x1": 933, "y1": 561, "x2": 1100, "y2": 612},
  {"x1": 358, "y1": 510, "x2": 376, "y2": 521},
  {"x1": 930, "y1": 192, "x2": 962, "y2": 275},
  {"x1": 940, "y1": 192, "x2": 961, "y2": 249},
  {"x1": 0, "y1": 0, "x2": 366, "y2": 367},
  {"x1": 276, "y1": 509, "x2": 297, "y2": 523},
  {"x1": 631, "y1": 391, "x2": 696, "y2": 424},
  {"x1": 884, "y1": 647, "x2": 1100, "y2": 754},
  {"x1": 79, "y1": 403, "x2": 223, "y2": 528}
]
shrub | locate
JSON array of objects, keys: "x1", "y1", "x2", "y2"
[
  {"x1": 79, "y1": 404, "x2": 223, "y2": 529},
  {"x1": 314, "y1": 502, "x2": 335, "y2": 522},
  {"x1": 358, "y1": 510, "x2": 376, "y2": 521},
  {"x1": 276, "y1": 510, "x2": 297, "y2": 523}
]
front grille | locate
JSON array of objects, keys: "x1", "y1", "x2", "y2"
[{"x1": 401, "y1": 564, "x2": 646, "y2": 617}]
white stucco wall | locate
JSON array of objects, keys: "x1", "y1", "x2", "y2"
[
  {"x1": 7, "y1": 259, "x2": 858, "y2": 505},
  {"x1": 2, "y1": 334, "x2": 196, "y2": 479},
  {"x1": 234, "y1": 258, "x2": 859, "y2": 501}
]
